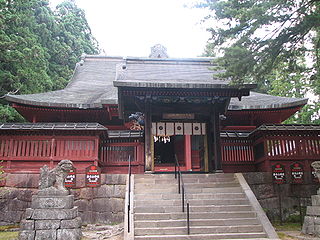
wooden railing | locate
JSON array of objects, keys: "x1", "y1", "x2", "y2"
[
  {"x1": 0, "y1": 136, "x2": 98, "y2": 161},
  {"x1": 99, "y1": 139, "x2": 144, "y2": 168},
  {"x1": 221, "y1": 138, "x2": 254, "y2": 163},
  {"x1": 264, "y1": 137, "x2": 320, "y2": 159}
]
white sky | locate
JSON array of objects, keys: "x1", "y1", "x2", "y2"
[{"x1": 50, "y1": 0, "x2": 211, "y2": 58}]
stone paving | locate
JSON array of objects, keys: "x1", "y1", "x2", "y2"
[{"x1": 82, "y1": 223, "x2": 123, "y2": 240}]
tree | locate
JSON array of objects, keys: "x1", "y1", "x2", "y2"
[
  {"x1": 0, "y1": 0, "x2": 99, "y2": 122},
  {"x1": 199, "y1": 0, "x2": 320, "y2": 123}
]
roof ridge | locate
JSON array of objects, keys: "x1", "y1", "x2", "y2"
[
  {"x1": 82, "y1": 54, "x2": 124, "y2": 59},
  {"x1": 125, "y1": 56, "x2": 215, "y2": 63}
]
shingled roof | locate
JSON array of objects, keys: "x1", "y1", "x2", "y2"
[
  {"x1": 0, "y1": 122, "x2": 107, "y2": 131},
  {"x1": 5, "y1": 55, "x2": 307, "y2": 110},
  {"x1": 6, "y1": 56, "x2": 123, "y2": 109},
  {"x1": 114, "y1": 57, "x2": 249, "y2": 89},
  {"x1": 229, "y1": 92, "x2": 308, "y2": 110}
]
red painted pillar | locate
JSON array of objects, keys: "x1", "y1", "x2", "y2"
[{"x1": 185, "y1": 135, "x2": 192, "y2": 171}]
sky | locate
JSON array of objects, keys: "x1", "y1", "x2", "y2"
[{"x1": 50, "y1": 0, "x2": 211, "y2": 58}]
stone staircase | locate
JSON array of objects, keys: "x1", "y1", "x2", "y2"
[{"x1": 131, "y1": 173, "x2": 278, "y2": 240}]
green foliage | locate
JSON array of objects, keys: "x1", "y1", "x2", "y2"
[
  {"x1": 199, "y1": 0, "x2": 320, "y2": 123},
  {"x1": 0, "y1": 0, "x2": 99, "y2": 122},
  {"x1": 273, "y1": 222, "x2": 301, "y2": 231},
  {"x1": 0, "y1": 231, "x2": 18, "y2": 240}
]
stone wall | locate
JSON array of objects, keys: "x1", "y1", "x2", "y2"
[
  {"x1": 243, "y1": 172, "x2": 318, "y2": 221},
  {"x1": 0, "y1": 173, "x2": 126, "y2": 226},
  {"x1": 2, "y1": 171, "x2": 317, "y2": 226}
]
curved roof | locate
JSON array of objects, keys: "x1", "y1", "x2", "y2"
[
  {"x1": 6, "y1": 56, "x2": 123, "y2": 109},
  {"x1": 229, "y1": 92, "x2": 308, "y2": 110},
  {"x1": 5, "y1": 55, "x2": 307, "y2": 110},
  {"x1": 114, "y1": 57, "x2": 243, "y2": 89}
]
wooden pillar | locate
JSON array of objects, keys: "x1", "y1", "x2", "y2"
[
  {"x1": 144, "y1": 101, "x2": 153, "y2": 172},
  {"x1": 213, "y1": 108, "x2": 222, "y2": 171},
  {"x1": 207, "y1": 118, "x2": 214, "y2": 172},
  {"x1": 204, "y1": 134, "x2": 209, "y2": 172},
  {"x1": 184, "y1": 135, "x2": 192, "y2": 171},
  {"x1": 32, "y1": 115, "x2": 37, "y2": 123}
]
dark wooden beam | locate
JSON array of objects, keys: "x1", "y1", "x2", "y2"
[
  {"x1": 118, "y1": 88, "x2": 124, "y2": 119},
  {"x1": 206, "y1": 119, "x2": 214, "y2": 172},
  {"x1": 213, "y1": 107, "x2": 222, "y2": 171},
  {"x1": 144, "y1": 100, "x2": 153, "y2": 172}
]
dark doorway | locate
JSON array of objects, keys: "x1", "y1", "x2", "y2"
[
  {"x1": 154, "y1": 139, "x2": 175, "y2": 164},
  {"x1": 154, "y1": 135, "x2": 185, "y2": 167}
]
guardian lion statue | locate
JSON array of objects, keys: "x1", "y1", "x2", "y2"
[
  {"x1": 312, "y1": 161, "x2": 320, "y2": 183},
  {"x1": 39, "y1": 159, "x2": 74, "y2": 191}
]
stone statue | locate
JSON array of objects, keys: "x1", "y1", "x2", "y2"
[
  {"x1": 311, "y1": 161, "x2": 320, "y2": 183},
  {"x1": 149, "y1": 44, "x2": 169, "y2": 58},
  {"x1": 39, "y1": 159, "x2": 74, "y2": 191},
  {"x1": 19, "y1": 159, "x2": 82, "y2": 239},
  {"x1": 302, "y1": 161, "x2": 320, "y2": 236}
]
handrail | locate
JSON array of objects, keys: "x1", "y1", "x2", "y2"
[
  {"x1": 127, "y1": 155, "x2": 132, "y2": 233},
  {"x1": 174, "y1": 155, "x2": 190, "y2": 235}
]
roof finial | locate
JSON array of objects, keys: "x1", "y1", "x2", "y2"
[{"x1": 149, "y1": 44, "x2": 169, "y2": 58}]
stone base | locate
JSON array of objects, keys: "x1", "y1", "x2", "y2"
[
  {"x1": 31, "y1": 195, "x2": 74, "y2": 209},
  {"x1": 302, "y1": 216, "x2": 320, "y2": 236},
  {"x1": 19, "y1": 193, "x2": 81, "y2": 240},
  {"x1": 37, "y1": 187, "x2": 69, "y2": 197},
  {"x1": 302, "y1": 194, "x2": 320, "y2": 237}
]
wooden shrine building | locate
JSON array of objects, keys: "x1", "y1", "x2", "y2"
[{"x1": 1, "y1": 46, "x2": 319, "y2": 179}]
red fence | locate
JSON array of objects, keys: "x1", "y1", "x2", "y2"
[
  {"x1": 99, "y1": 139, "x2": 144, "y2": 173},
  {"x1": 0, "y1": 135, "x2": 99, "y2": 173},
  {"x1": 221, "y1": 138, "x2": 255, "y2": 172},
  {"x1": 254, "y1": 135, "x2": 320, "y2": 172},
  {"x1": 221, "y1": 134, "x2": 320, "y2": 173},
  {"x1": 265, "y1": 137, "x2": 320, "y2": 159}
]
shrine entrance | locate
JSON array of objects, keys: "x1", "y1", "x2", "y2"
[
  {"x1": 152, "y1": 122, "x2": 208, "y2": 172},
  {"x1": 114, "y1": 56, "x2": 254, "y2": 173},
  {"x1": 154, "y1": 136, "x2": 180, "y2": 170}
]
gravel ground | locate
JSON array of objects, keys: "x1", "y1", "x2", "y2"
[
  {"x1": 3, "y1": 225, "x2": 319, "y2": 240},
  {"x1": 278, "y1": 231, "x2": 320, "y2": 240}
]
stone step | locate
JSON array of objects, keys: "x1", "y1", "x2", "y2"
[
  {"x1": 134, "y1": 181, "x2": 239, "y2": 190},
  {"x1": 134, "y1": 205, "x2": 252, "y2": 213},
  {"x1": 132, "y1": 173, "x2": 272, "y2": 240},
  {"x1": 135, "y1": 173, "x2": 235, "y2": 178},
  {"x1": 134, "y1": 218, "x2": 261, "y2": 228},
  {"x1": 134, "y1": 198, "x2": 248, "y2": 207},
  {"x1": 134, "y1": 192, "x2": 246, "y2": 200},
  {"x1": 135, "y1": 225, "x2": 264, "y2": 236},
  {"x1": 135, "y1": 177, "x2": 236, "y2": 184},
  {"x1": 182, "y1": 173, "x2": 236, "y2": 178},
  {"x1": 134, "y1": 183, "x2": 240, "y2": 194},
  {"x1": 183, "y1": 178, "x2": 236, "y2": 183},
  {"x1": 134, "y1": 211, "x2": 257, "y2": 221},
  {"x1": 134, "y1": 174, "x2": 235, "y2": 182},
  {"x1": 134, "y1": 232, "x2": 268, "y2": 240}
]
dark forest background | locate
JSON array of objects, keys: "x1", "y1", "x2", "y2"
[
  {"x1": 199, "y1": 0, "x2": 320, "y2": 124},
  {"x1": 0, "y1": 0, "x2": 99, "y2": 122}
]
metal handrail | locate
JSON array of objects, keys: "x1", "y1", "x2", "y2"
[
  {"x1": 127, "y1": 155, "x2": 132, "y2": 233},
  {"x1": 174, "y1": 155, "x2": 190, "y2": 235}
]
